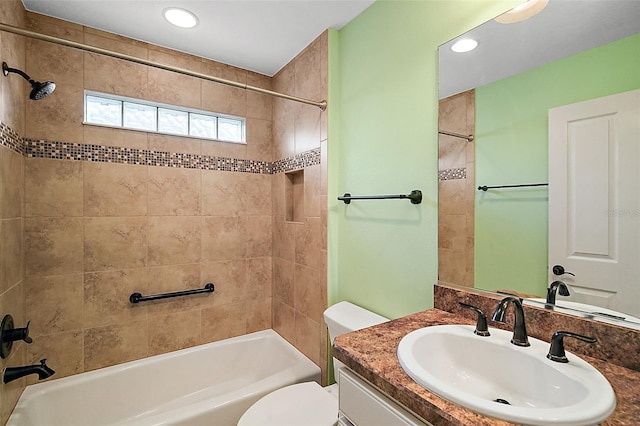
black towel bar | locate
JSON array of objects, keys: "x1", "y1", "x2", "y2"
[
  {"x1": 129, "y1": 283, "x2": 215, "y2": 304},
  {"x1": 338, "y1": 189, "x2": 422, "y2": 204},
  {"x1": 478, "y1": 183, "x2": 548, "y2": 191}
]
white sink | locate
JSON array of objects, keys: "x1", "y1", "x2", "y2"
[{"x1": 397, "y1": 325, "x2": 616, "y2": 425}]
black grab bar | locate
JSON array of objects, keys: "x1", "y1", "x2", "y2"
[
  {"x1": 338, "y1": 189, "x2": 422, "y2": 204},
  {"x1": 477, "y1": 183, "x2": 548, "y2": 191},
  {"x1": 129, "y1": 283, "x2": 215, "y2": 304}
]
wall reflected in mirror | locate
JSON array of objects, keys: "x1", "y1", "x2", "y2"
[{"x1": 437, "y1": 0, "x2": 640, "y2": 328}]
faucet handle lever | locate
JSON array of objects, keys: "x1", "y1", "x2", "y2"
[
  {"x1": 547, "y1": 331, "x2": 596, "y2": 363},
  {"x1": 458, "y1": 302, "x2": 490, "y2": 336}
]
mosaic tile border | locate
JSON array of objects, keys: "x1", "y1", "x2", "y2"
[
  {"x1": 438, "y1": 167, "x2": 466, "y2": 181},
  {"x1": 0, "y1": 122, "x2": 25, "y2": 156},
  {"x1": 1, "y1": 121, "x2": 320, "y2": 174}
]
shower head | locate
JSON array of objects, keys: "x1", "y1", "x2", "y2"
[{"x1": 2, "y1": 62, "x2": 56, "y2": 100}]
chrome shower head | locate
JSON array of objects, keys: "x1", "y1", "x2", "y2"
[{"x1": 2, "y1": 62, "x2": 56, "y2": 100}]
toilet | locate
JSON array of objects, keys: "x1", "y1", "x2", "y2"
[{"x1": 237, "y1": 301, "x2": 389, "y2": 426}]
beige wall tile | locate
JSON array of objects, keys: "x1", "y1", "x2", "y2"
[
  {"x1": 26, "y1": 84, "x2": 84, "y2": 143},
  {"x1": 246, "y1": 72, "x2": 273, "y2": 121},
  {"x1": 83, "y1": 28, "x2": 148, "y2": 59},
  {"x1": 25, "y1": 273, "x2": 83, "y2": 335},
  {"x1": 244, "y1": 173, "x2": 272, "y2": 216},
  {"x1": 0, "y1": 147, "x2": 23, "y2": 219},
  {"x1": 148, "y1": 310, "x2": 201, "y2": 356},
  {"x1": 83, "y1": 126, "x2": 148, "y2": 150},
  {"x1": 148, "y1": 133, "x2": 201, "y2": 156},
  {"x1": 294, "y1": 264, "x2": 323, "y2": 323},
  {"x1": 83, "y1": 162, "x2": 148, "y2": 217},
  {"x1": 25, "y1": 217, "x2": 83, "y2": 276},
  {"x1": 201, "y1": 82, "x2": 247, "y2": 119},
  {"x1": 273, "y1": 258, "x2": 294, "y2": 307},
  {"x1": 147, "y1": 216, "x2": 201, "y2": 266},
  {"x1": 272, "y1": 220, "x2": 297, "y2": 262},
  {"x1": 148, "y1": 167, "x2": 201, "y2": 216},
  {"x1": 200, "y1": 260, "x2": 247, "y2": 307},
  {"x1": 201, "y1": 303, "x2": 246, "y2": 343},
  {"x1": 0, "y1": 280, "x2": 25, "y2": 335},
  {"x1": 0, "y1": 218, "x2": 23, "y2": 292},
  {"x1": 84, "y1": 52, "x2": 146, "y2": 98},
  {"x1": 304, "y1": 164, "x2": 321, "y2": 218},
  {"x1": 83, "y1": 320, "x2": 148, "y2": 371},
  {"x1": 295, "y1": 218, "x2": 321, "y2": 269},
  {"x1": 26, "y1": 12, "x2": 83, "y2": 43},
  {"x1": 246, "y1": 118, "x2": 273, "y2": 162},
  {"x1": 83, "y1": 268, "x2": 148, "y2": 328},
  {"x1": 84, "y1": 217, "x2": 147, "y2": 272},
  {"x1": 294, "y1": 312, "x2": 320, "y2": 365},
  {"x1": 246, "y1": 215, "x2": 272, "y2": 258},
  {"x1": 25, "y1": 158, "x2": 82, "y2": 217},
  {"x1": 200, "y1": 139, "x2": 247, "y2": 159},
  {"x1": 272, "y1": 300, "x2": 295, "y2": 344},
  {"x1": 201, "y1": 170, "x2": 246, "y2": 216},
  {"x1": 26, "y1": 39, "x2": 83, "y2": 89},
  {"x1": 25, "y1": 330, "x2": 83, "y2": 383},
  {"x1": 201, "y1": 216, "x2": 246, "y2": 261},
  {"x1": 246, "y1": 257, "x2": 272, "y2": 300},
  {"x1": 438, "y1": 214, "x2": 467, "y2": 251},
  {"x1": 246, "y1": 298, "x2": 271, "y2": 333}
]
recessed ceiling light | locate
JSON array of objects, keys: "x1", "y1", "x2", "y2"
[
  {"x1": 163, "y1": 7, "x2": 199, "y2": 29},
  {"x1": 451, "y1": 39, "x2": 478, "y2": 53},
  {"x1": 495, "y1": 0, "x2": 549, "y2": 24}
]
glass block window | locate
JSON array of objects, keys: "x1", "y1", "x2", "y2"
[{"x1": 84, "y1": 91, "x2": 245, "y2": 143}]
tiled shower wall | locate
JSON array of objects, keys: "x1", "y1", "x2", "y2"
[
  {"x1": 0, "y1": 2, "x2": 329, "y2": 420},
  {"x1": 271, "y1": 32, "x2": 329, "y2": 384},
  {"x1": 0, "y1": 1, "x2": 28, "y2": 421},
  {"x1": 438, "y1": 90, "x2": 475, "y2": 286}
]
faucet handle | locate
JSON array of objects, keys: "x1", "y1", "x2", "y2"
[
  {"x1": 458, "y1": 302, "x2": 490, "y2": 336},
  {"x1": 547, "y1": 331, "x2": 596, "y2": 363}
]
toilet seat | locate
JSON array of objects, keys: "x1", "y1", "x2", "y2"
[{"x1": 237, "y1": 382, "x2": 338, "y2": 426}]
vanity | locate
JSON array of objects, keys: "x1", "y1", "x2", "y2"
[{"x1": 333, "y1": 283, "x2": 640, "y2": 425}]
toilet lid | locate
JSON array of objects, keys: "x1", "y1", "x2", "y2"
[{"x1": 238, "y1": 382, "x2": 338, "y2": 426}]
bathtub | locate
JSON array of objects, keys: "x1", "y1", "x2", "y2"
[{"x1": 7, "y1": 329, "x2": 320, "y2": 426}]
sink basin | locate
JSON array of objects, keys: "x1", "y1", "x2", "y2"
[{"x1": 397, "y1": 325, "x2": 616, "y2": 425}]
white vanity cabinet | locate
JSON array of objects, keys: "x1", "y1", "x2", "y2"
[{"x1": 338, "y1": 369, "x2": 432, "y2": 426}]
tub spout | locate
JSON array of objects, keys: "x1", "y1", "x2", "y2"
[{"x1": 3, "y1": 359, "x2": 55, "y2": 384}]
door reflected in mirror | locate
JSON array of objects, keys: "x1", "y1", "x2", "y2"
[{"x1": 437, "y1": 0, "x2": 640, "y2": 326}]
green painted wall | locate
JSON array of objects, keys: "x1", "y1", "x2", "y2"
[
  {"x1": 328, "y1": 0, "x2": 518, "y2": 319},
  {"x1": 475, "y1": 33, "x2": 640, "y2": 297}
]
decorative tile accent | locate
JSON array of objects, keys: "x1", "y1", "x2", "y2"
[
  {"x1": 0, "y1": 122, "x2": 25, "y2": 155},
  {"x1": 272, "y1": 148, "x2": 321, "y2": 174},
  {"x1": 6, "y1": 120, "x2": 321, "y2": 174},
  {"x1": 438, "y1": 167, "x2": 466, "y2": 181}
]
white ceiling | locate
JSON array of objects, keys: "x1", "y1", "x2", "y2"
[
  {"x1": 21, "y1": 0, "x2": 375, "y2": 76},
  {"x1": 439, "y1": 0, "x2": 640, "y2": 99}
]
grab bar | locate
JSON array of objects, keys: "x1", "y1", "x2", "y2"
[
  {"x1": 439, "y1": 130, "x2": 474, "y2": 142},
  {"x1": 478, "y1": 183, "x2": 548, "y2": 191},
  {"x1": 129, "y1": 283, "x2": 215, "y2": 304},
  {"x1": 338, "y1": 189, "x2": 422, "y2": 204}
]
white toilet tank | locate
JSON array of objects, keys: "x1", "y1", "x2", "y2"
[{"x1": 324, "y1": 301, "x2": 389, "y2": 343}]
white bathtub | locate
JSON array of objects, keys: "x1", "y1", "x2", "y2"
[{"x1": 8, "y1": 329, "x2": 320, "y2": 426}]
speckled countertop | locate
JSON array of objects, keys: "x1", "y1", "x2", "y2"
[{"x1": 333, "y1": 309, "x2": 640, "y2": 425}]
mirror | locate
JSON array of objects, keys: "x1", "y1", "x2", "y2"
[{"x1": 438, "y1": 0, "x2": 640, "y2": 328}]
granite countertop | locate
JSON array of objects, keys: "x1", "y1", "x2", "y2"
[{"x1": 332, "y1": 308, "x2": 640, "y2": 425}]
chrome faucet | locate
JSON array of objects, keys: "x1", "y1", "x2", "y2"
[
  {"x1": 546, "y1": 280, "x2": 570, "y2": 305},
  {"x1": 3, "y1": 359, "x2": 55, "y2": 384},
  {"x1": 492, "y1": 296, "x2": 530, "y2": 347}
]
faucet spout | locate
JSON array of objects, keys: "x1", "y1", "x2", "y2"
[
  {"x1": 3, "y1": 359, "x2": 55, "y2": 384},
  {"x1": 492, "y1": 296, "x2": 530, "y2": 347},
  {"x1": 546, "y1": 280, "x2": 570, "y2": 305}
]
